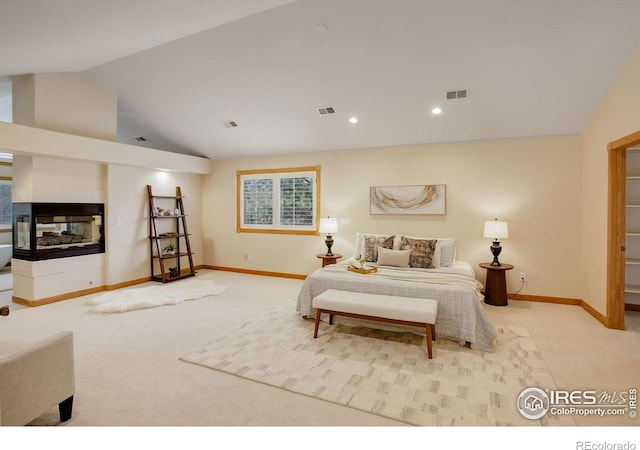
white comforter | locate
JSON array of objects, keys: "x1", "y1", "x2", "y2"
[{"x1": 296, "y1": 259, "x2": 497, "y2": 351}]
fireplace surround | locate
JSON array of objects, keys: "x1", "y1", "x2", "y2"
[{"x1": 12, "y1": 203, "x2": 105, "y2": 261}]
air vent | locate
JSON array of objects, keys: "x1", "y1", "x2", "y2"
[
  {"x1": 446, "y1": 89, "x2": 468, "y2": 100},
  {"x1": 222, "y1": 121, "x2": 238, "y2": 128},
  {"x1": 133, "y1": 136, "x2": 147, "y2": 142},
  {"x1": 317, "y1": 106, "x2": 336, "y2": 115}
]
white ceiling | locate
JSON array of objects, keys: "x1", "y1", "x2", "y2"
[{"x1": 1, "y1": 0, "x2": 639, "y2": 160}]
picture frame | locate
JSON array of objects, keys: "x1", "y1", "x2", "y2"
[{"x1": 370, "y1": 184, "x2": 446, "y2": 215}]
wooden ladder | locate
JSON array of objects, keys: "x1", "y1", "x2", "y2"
[{"x1": 147, "y1": 185, "x2": 195, "y2": 282}]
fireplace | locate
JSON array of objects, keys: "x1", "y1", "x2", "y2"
[{"x1": 12, "y1": 203, "x2": 105, "y2": 261}]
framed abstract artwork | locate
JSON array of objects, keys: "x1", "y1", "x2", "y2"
[{"x1": 370, "y1": 184, "x2": 446, "y2": 215}]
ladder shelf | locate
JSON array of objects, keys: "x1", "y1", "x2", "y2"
[{"x1": 146, "y1": 185, "x2": 196, "y2": 282}]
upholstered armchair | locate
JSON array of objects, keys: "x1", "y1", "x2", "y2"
[{"x1": 0, "y1": 331, "x2": 75, "y2": 426}]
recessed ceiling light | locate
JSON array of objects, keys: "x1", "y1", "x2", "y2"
[
  {"x1": 349, "y1": 117, "x2": 358, "y2": 124},
  {"x1": 432, "y1": 107, "x2": 442, "y2": 115}
]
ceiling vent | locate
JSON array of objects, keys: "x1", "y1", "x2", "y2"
[
  {"x1": 222, "y1": 121, "x2": 238, "y2": 128},
  {"x1": 317, "y1": 106, "x2": 336, "y2": 115},
  {"x1": 446, "y1": 89, "x2": 468, "y2": 100},
  {"x1": 133, "y1": 136, "x2": 147, "y2": 142}
]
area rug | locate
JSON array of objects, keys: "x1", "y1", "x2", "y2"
[
  {"x1": 181, "y1": 306, "x2": 575, "y2": 426},
  {"x1": 87, "y1": 279, "x2": 227, "y2": 313}
]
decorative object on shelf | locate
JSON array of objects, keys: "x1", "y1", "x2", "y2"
[
  {"x1": 319, "y1": 216, "x2": 338, "y2": 256},
  {"x1": 483, "y1": 218, "x2": 509, "y2": 266},
  {"x1": 169, "y1": 267, "x2": 179, "y2": 277},
  {"x1": 370, "y1": 184, "x2": 446, "y2": 215},
  {"x1": 163, "y1": 243, "x2": 177, "y2": 255}
]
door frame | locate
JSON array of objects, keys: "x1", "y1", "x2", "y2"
[{"x1": 607, "y1": 130, "x2": 640, "y2": 329}]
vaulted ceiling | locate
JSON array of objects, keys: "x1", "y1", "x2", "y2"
[{"x1": 1, "y1": 0, "x2": 639, "y2": 160}]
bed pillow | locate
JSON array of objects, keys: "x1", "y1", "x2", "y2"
[
  {"x1": 401, "y1": 236, "x2": 456, "y2": 267},
  {"x1": 363, "y1": 235, "x2": 395, "y2": 262},
  {"x1": 376, "y1": 246, "x2": 411, "y2": 267},
  {"x1": 354, "y1": 233, "x2": 396, "y2": 259},
  {"x1": 399, "y1": 236, "x2": 438, "y2": 268}
]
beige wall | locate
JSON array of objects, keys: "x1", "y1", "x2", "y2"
[
  {"x1": 3, "y1": 71, "x2": 210, "y2": 299},
  {"x1": 582, "y1": 42, "x2": 640, "y2": 315},
  {"x1": 203, "y1": 135, "x2": 583, "y2": 299},
  {"x1": 0, "y1": 116, "x2": 210, "y2": 300},
  {"x1": 0, "y1": 121, "x2": 210, "y2": 175},
  {"x1": 6, "y1": 146, "x2": 206, "y2": 296},
  {"x1": 11, "y1": 76, "x2": 34, "y2": 128},
  {"x1": 12, "y1": 73, "x2": 117, "y2": 141},
  {"x1": 106, "y1": 165, "x2": 204, "y2": 285},
  {"x1": 12, "y1": 155, "x2": 105, "y2": 204}
]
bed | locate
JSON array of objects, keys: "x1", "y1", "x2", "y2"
[{"x1": 296, "y1": 233, "x2": 498, "y2": 352}]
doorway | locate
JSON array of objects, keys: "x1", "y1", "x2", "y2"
[{"x1": 607, "y1": 130, "x2": 640, "y2": 330}]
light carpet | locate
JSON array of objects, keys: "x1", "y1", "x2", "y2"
[
  {"x1": 181, "y1": 306, "x2": 575, "y2": 426},
  {"x1": 87, "y1": 279, "x2": 227, "y2": 313},
  {"x1": 0, "y1": 271, "x2": 12, "y2": 292}
]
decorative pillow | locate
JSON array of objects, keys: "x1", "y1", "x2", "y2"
[
  {"x1": 376, "y1": 246, "x2": 411, "y2": 267},
  {"x1": 399, "y1": 236, "x2": 438, "y2": 268},
  {"x1": 354, "y1": 232, "x2": 400, "y2": 258},
  {"x1": 401, "y1": 236, "x2": 456, "y2": 267},
  {"x1": 363, "y1": 235, "x2": 395, "y2": 262}
]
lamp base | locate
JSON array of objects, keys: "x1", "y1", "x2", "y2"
[
  {"x1": 490, "y1": 240, "x2": 502, "y2": 266},
  {"x1": 325, "y1": 234, "x2": 334, "y2": 257}
]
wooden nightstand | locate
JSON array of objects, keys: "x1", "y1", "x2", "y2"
[
  {"x1": 479, "y1": 262, "x2": 514, "y2": 306},
  {"x1": 316, "y1": 253, "x2": 343, "y2": 267}
]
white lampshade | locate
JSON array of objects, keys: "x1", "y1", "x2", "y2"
[
  {"x1": 319, "y1": 217, "x2": 338, "y2": 234},
  {"x1": 483, "y1": 219, "x2": 509, "y2": 240}
]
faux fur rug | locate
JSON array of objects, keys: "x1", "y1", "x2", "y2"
[
  {"x1": 87, "y1": 279, "x2": 227, "y2": 313},
  {"x1": 181, "y1": 306, "x2": 575, "y2": 426}
]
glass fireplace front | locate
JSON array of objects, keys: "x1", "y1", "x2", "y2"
[{"x1": 13, "y1": 203, "x2": 105, "y2": 261}]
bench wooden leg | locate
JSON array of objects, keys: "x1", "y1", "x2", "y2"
[
  {"x1": 314, "y1": 309, "x2": 322, "y2": 338},
  {"x1": 59, "y1": 395, "x2": 73, "y2": 422},
  {"x1": 425, "y1": 324, "x2": 434, "y2": 359}
]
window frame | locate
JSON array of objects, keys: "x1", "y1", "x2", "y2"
[{"x1": 236, "y1": 166, "x2": 321, "y2": 235}]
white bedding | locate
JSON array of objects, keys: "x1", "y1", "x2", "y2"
[{"x1": 296, "y1": 258, "x2": 497, "y2": 351}]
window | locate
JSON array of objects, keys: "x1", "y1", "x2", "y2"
[
  {"x1": 237, "y1": 166, "x2": 320, "y2": 234},
  {"x1": 0, "y1": 183, "x2": 11, "y2": 226},
  {"x1": 0, "y1": 158, "x2": 12, "y2": 232}
]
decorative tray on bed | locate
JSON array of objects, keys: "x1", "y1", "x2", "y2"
[{"x1": 347, "y1": 264, "x2": 378, "y2": 274}]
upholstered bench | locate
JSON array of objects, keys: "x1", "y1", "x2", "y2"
[
  {"x1": 312, "y1": 289, "x2": 438, "y2": 358},
  {"x1": 0, "y1": 331, "x2": 75, "y2": 426}
]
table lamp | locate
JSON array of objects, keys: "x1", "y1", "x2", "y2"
[
  {"x1": 483, "y1": 218, "x2": 509, "y2": 266},
  {"x1": 319, "y1": 217, "x2": 338, "y2": 256}
]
